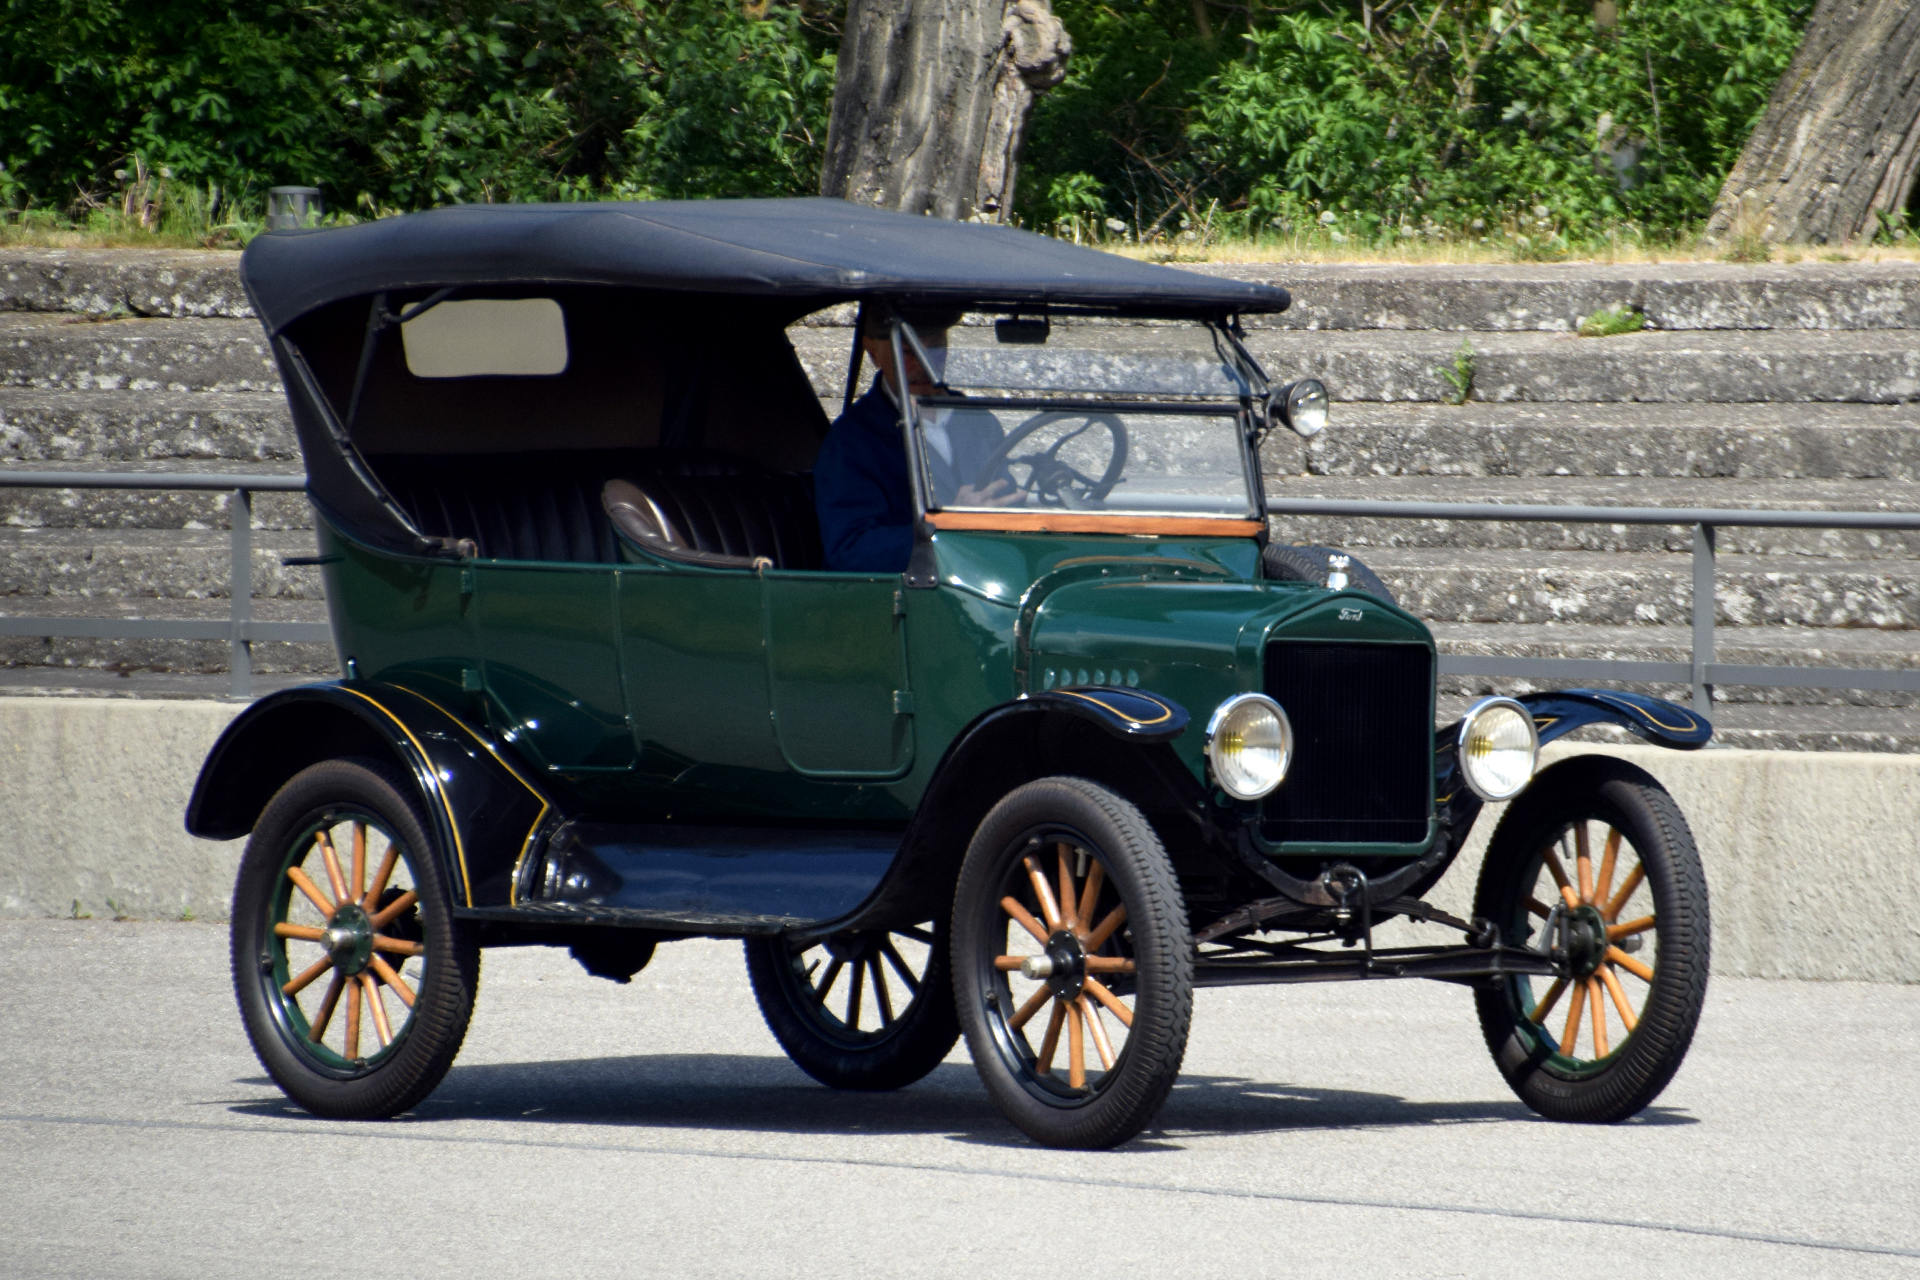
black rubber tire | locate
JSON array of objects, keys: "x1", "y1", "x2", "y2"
[
  {"x1": 953, "y1": 776, "x2": 1192, "y2": 1149},
  {"x1": 1262, "y1": 542, "x2": 1398, "y2": 606},
  {"x1": 230, "y1": 757, "x2": 480, "y2": 1119},
  {"x1": 745, "y1": 923, "x2": 961, "y2": 1091},
  {"x1": 1473, "y1": 755, "x2": 1709, "y2": 1123}
]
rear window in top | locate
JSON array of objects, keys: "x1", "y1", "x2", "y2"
[{"x1": 401, "y1": 298, "x2": 568, "y2": 378}]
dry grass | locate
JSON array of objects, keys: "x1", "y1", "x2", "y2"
[{"x1": 1101, "y1": 236, "x2": 1920, "y2": 266}]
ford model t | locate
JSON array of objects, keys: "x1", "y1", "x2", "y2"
[{"x1": 189, "y1": 199, "x2": 1710, "y2": 1148}]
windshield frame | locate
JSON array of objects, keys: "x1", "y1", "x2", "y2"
[{"x1": 887, "y1": 311, "x2": 1274, "y2": 536}]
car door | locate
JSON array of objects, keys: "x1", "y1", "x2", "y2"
[
  {"x1": 474, "y1": 562, "x2": 634, "y2": 773},
  {"x1": 761, "y1": 570, "x2": 914, "y2": 778}
]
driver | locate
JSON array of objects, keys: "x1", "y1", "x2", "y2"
[{"x1": 814, "y1": 306, "x2": 1019, "y2": 573}]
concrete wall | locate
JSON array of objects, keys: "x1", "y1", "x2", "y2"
[{"x1": 2, "y1": 698, "x2": 1914, "y2": 980}]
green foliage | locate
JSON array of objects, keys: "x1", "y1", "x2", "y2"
[
  {"x1": 1438, "y1": 338, "x2": 1475, "y2": 404},
  {"x1": 1578, "y1": 304, "x2": 1646, "y2": 337},
  {"x1": 1024, "y1": 0, "x2": 1810, "y2": 245},
  {"x1": 0, "y1": 0, "x2": 838, "y2": 216}
]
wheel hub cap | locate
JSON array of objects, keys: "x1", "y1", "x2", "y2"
[
  {"x1": 324, "y1": 901, "x2": 374, "y2": 977},
  {"x1": 1043, "y1": 930, "x2": 1087, "y2": 1001},
  {"x1": 1566, "y1": 904, "x2": 1609, "y2": 978}
]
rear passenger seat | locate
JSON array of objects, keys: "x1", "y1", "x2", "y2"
[{"x1": 374, "y1": 449, "x2": 823, "y2": 569}]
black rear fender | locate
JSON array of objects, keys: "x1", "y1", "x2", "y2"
[{"x1": 185, "y1": 682, "x2": 556, "y2": 909}]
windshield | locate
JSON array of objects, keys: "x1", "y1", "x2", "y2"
[{"x1": 908, "y1": 315, "x2": 1262, "y2": 520}]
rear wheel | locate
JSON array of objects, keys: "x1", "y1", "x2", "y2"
[
  {"x1": 230, "y1": 758, "x2": 480, "y2": 1119},
  {"x1": 1473, "y1": 755, "x2": 1709, "y2": 1123},
  {"x1": 745, "y1": 923, "x2": 959, "y2": 1090},
  {"x1": 953, "y1": 777, "x2": 1191, "y2": 1149}
]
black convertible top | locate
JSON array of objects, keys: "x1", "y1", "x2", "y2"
[{"x1": 240, "y1": 197, "x2": 1290, "y2": 333}]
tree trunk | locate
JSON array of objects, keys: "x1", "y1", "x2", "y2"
[
  {"x1": 1707, "y1": 0, "x2": 1920, "y2": 245},
  {"x1": 819, "y1": 0, "x2": 1070, "y2": 221}
]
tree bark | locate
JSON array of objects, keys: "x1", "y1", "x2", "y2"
[
  {"x1": 1707, "y1": 0, "x2": 1920, "y2": 245},
  {"x1": 819, "y1": 0, "x2": 1070, "y2": 221}
]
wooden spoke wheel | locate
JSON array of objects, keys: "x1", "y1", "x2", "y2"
[
  {"x1": 231, "y1": 759, "x2": 479, "y2": 1119},
  {"x1": 746, "y1": 922, "x2": 959, "y2": 1091},
  {"x1": 1473, "y1": 756, "x2": 1709, "y2": 1123},
  {"x1": 953, "y1": 777, "x2": 1190, "y2": 1149}
]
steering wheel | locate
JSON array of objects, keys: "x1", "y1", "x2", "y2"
[{"x1": 971, "y1": 410, "x2": 1129, "y2": 509}]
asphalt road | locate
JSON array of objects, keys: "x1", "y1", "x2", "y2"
[{"x1": 3, "y1": 918, "x2": 1917, "y2": 1279}]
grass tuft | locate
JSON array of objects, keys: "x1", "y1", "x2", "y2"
[{"x1": 1578, "y1": 304, "x2": 1647, "y2": 337}]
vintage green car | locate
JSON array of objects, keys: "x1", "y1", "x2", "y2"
[{"x1": 189, "y1": 199, "x2": 1711, "y2": 1148}]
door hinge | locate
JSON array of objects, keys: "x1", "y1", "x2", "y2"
[
  {"x1": 892, "y1": 588, "x2": 908, "y2": 617},
  {"x1": 459, "y1": 565, "x2": 476, "y2": 596},
  {"x1": 460, "y1": 667, "x2": 483, "y2": 693},
  {"x1": 892, "y1": 690, "x2": 915, "y2": 716}
]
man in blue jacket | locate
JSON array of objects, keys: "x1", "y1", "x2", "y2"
[{"x1": 814, "y1": 307, "x2": 1019, "y2": 573}]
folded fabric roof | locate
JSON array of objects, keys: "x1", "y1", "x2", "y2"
[{"x1": 240, "y1": 197, "x2": 1291, "y2": 334}]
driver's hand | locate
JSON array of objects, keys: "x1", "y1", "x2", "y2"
[{"x1": 954, "y1": 478, "x2": 1025, "y2": 507}]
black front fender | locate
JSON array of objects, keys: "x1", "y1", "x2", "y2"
[{"x1": 185, "y1": 681, "x2": 558, "y2": 909}]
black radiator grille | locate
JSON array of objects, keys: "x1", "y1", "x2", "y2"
[{"x1": 1261, "y1": 642, "x2": 1432, "y2": 845}]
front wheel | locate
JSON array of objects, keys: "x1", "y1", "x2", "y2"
[
  {"x1": 230, "y1": 758, "x2": 480, "y2": 1119},
  {"x1": 745, "y1": 922, "x2": 960, "y2": 1091},
  {"x1": 1473, "y1": 755, "x2": 1709, "y2": 1123},
  {"x1": 952, "y1": 777, "x2": 1192, "y2": 1149}
]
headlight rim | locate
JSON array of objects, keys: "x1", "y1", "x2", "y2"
[
  {"x1": 1279, "y1": 378, "x2": 1330, "y2": 439},
  {"x1": 1456, "y1": 695, "x2": 1540, "y2": 803},
  {"x1": 1204, "y1": 692, "x2": 1294, "y2": 802}
]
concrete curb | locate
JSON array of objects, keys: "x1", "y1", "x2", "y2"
[{"x1": 2, "y1": 698, "x2": 1914, "y2": 980}]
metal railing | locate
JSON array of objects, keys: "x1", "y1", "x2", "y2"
[
  {"x1": 0, "y1": 471, "x2": 328, "y2": 698},
  {"x1": 2, "y1": 471, "x2": 1918, "y2": 707},
  {"x1": 1264, "y1": 495, "x2": 1920, "y2": 708}
]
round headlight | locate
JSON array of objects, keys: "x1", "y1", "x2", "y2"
[
  {"x1": 1281, "y1": 379, "x2": 1329, "y2": 439},
  {"x1": 1205, "y1": 693, "x2": 1293, "y2": 801},
  {"x1": 1458, "y1": 696, "x2": 1539, "y2": 802}
]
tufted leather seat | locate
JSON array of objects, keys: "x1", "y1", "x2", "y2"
[
  {"x1": 604, "y1": 472, "x2": 822, "y2": 570},
  {"x1": 375, "y1": 450, "x2": 821, "y2": 569}
]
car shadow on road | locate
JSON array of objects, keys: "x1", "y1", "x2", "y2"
[{"x1": 228, "y1": 1052, "x2": 1694, "y2": 1142}]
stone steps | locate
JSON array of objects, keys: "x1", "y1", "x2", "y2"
[
  {"x1": 0, "y1": 595, "x2": 332, "y2": 675},
  {"x1": 0, "y1": 389, "x2": 294, "y2": 462},
  {"x1": 0, "y1": 528, "x2": 321, "y2": 600},
  {"x1": 0, "y1": 315, "x2": 277, "y2": 393},
  {"x1": 1262, "y1": 475, "x2": 1920, "y2": 558}
]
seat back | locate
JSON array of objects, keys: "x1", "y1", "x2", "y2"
[
  {"x1": 609, "y1": 472, "x2": 822, "y2": 570},
  {"x1": 374, "y1": 449, "x2": 821, "y2": 568}
]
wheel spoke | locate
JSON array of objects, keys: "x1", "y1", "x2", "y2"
[
  {"x1": 1084, "y1": 956, "x2": 1134, "y2": 973},
  {"x1": 1527, "y1": 976, "x2": 1569, "y2": 1025},
  {"x1": 308, "y1": 972, "x2": 346, "y2": 1042},
  {"x1": 1067, "y1": 1000, "x2": 1087, "y2": 1088},
  {"x1": 1608, "y1": 915, "x2": 1656, "y2": 941},
  {"x1": 1599, "y1": 963, "x2": 1639, "y2": 1032},
  {"x1": 369, "y1": 890, "x2": 418, "y2": 931},
  {"x1": 814, "y1": 956, "x2": 844, "y2": 1004},
  {"x1": 845, "y1": 955, "x2": 865, "y2": 1031},
  {"x1": 369, "y1": 954, "x2": 415, "y2": 1008},
  {"x1": 1525, "y1": 896, "x2": 1553, "y2": 919},
  {"x1": 1574, "y1": 823, "x2": 1594, "y2": 903},
  {"x1": 1594, "y1": 827, "x2": 1622, "y2": 907},
  {"x1": 1605, "y1": 864, "x2": 1646, "y2": 922},
  {"x1": 1008, "y1": 984, "x2": 1052, "y2": 1031},
  {"x1": 1023, "y1": 855, "x2": 1064, "y2": 931},
  {"x1": 318, "y1": 832, "x2": 351, "y2": 907},
  {"x1": 273, "y1": 922, "x2": 326, "y2": 943},
  {"x1": 879, "y1": 939, "x2": 921, "y2": 994},
  {"x1": 895, "y1": 925, "x2": 936, "y2": 945},
  {"x1": 870, "y1": 956, "x2": 895, "y2": 1025},
  {"x1": 1558, "y1": 974, "x2": 1587, "y2": 1057},
  {"x1": 371, "y1": 935, "x2": 424, "y2": 957},
  {"x1": 285, "y1": 866, "x2": 335, "y2": 917},
  {"x1": 360, "y1": 974, "x2": 393, "y2": 1048},
  {"x1": 344, "y1": 978, "x2": 363, "y2": 1061},
  {"x1": 1085, "y1": 903, "x2": 1128, "y2": 952},
  {"x1": 1543, "y1": 842, "x2": 1581, "y2": 911},
  {"x1": 1001, "y1": 896, "x2": 1050, "y2": 945},
  {"x1": 350, "y1": 822, "x2": 367, "y2": 904},
  {"x1": 1079, "y1": 997, "x2": 1115, "y2": 1070},
  {"x1": 1588, "y1": 978, "x2": 1609, "y2": 1057},
  {"x1": 1075, "y1": 861, "x2": 1106, "y2": 941},
  {"x1": 1036, "y1": 999, "x2": 1067, "y2": 1073},
  {"x1": 282, "y1": 954, "x2": 333, "y2": 997},
  {"x1": 363, "y1": 837, "x2": 400, "y2": 910},
  {"x1": 993, "y1": 956, "x2": 1026, "y2": 971},
  {"x1": 1057, "y1": 845, "x2": 1078, "y2": 932},
  {"x1": 1608, "y1": 945, "x2": 1655, "y2": 982},
  {"x1": 1083, "y1": 976, "x2": 1133, "y2": 1028}
]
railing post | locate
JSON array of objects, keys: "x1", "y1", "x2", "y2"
[
  {"x1": 1691, "y1": 522, "x2": 1715, "y2": 712},
  {"x1": 230, "y1": 487, "x2": 253, "y2": 700}
]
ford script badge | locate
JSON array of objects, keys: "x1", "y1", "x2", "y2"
[{"x1": 1338, "y1": 607, "x2": 1365, "y2": 622}]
